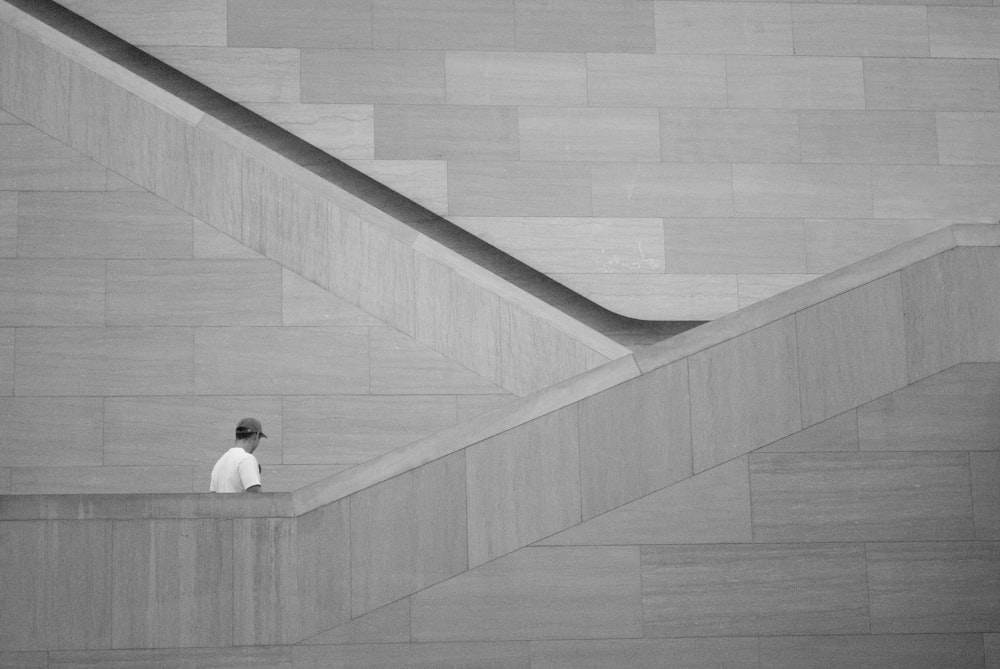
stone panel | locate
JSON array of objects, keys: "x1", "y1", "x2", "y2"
[
  {"x1": 515, "y1": 0, "x2": 655, "y2": 52},
  {"x1": 0, "y1": 192, "x2": 14, "y2": 258},
  {"x1": 233, "y1": 517, "x2": 298, "y2": 645},
  {"x1": 111, "y1": 519, "x2": 232, "y2": 649},
  {"x1": 301, "y1": 49, "x2": 445, "y2": 104},
  {"x1": 868, "y1": 541, "x2": 1000, "y2": 633},
  {"x1": 0, "y1": 329, "x2": 11, "y2": 396},
  {"x1": 656, "y1": 2, "x2": 793, "y2": 55},
  {"x1": 792, "y1": 5, "x2": 929, "y2": 56},
  {"x1": 531, "y1": 638, "x2": 759, "y2": 669},
  {"x1": 641, "y1": 543, "x2": 869, "y2": 637},
  {"x1": 592, "y1": 163, "x2": 733, "y2": 218},
  {"x1": 727, "y1": 56, "x2": 865, "y2": 109},
  {"x1": 327, "y1": 212, "x2": 415, "y2": 334},
  {"x1": 369, "y1": 327, "x2": 504, "y2": 395},
  {"x1": 283, "y1": 394, "x2": 458, "y2": 465},
  {"x1": 759, "y1": 410, "x2": 859, "y2": 453},
  {"x1": 0, "y1": 520, "x2": 112, "y2": 651},
  {"x1": 194, "y1": 327, "x2": 368, "y2": 395},
  {"x1": 0, "y1": 259, "x2": 106, "y2": 326},
  {"x1": 61, "y1": 0, "x2": 227, "y2": 46},
  {"x1": 445, "y1": 52, "x2": 587, "y2": 106},
  {"x1": 689, "y1": 317, "x2": 801, "y2": 471},
  {"x1": 759, "y1": 635, "x2": 987, "y2": 669},
  {"x1": 587, "y1": 54, "x2": 727, "y2": 107},
  {"x1": 872, "y1": 166, "x2": 1000, "y2": 219},
  {"x1": 0, "y1": 125, "x2": 106, "y2": 191},
  {"x1": 929, "y1": 7, "x2": 1000, "y2": 57},
  {"x1": 795, "y1": 274, "x2": 907, "y2": 426},
  {"x1": 304, "y1": 600, "x2": 409, "y2": 645},
  {"x1": 16, "y1": 327, "x2": 194, "y2": 397},
  {"x1": 411, "y1": 546, "x2": 642, "y2": 641},
  {"x1": 902, "y1": 248, "x2": 1000, "y2": 381},
  {"x1": 11, "y1": 466, "x2": 195, "y2": 495},
  {"x1": 412, "y1": 255, "x2": 503, "y2": 385},
  {"x1": 865, "y1": 58, "x2": 1000, "y2": 111},
  {"x1": 805, "y1": 219, "x2": 947, "y2": 274},
  {"x1": 107, "y1": 259, "x2": 281, "y2": 326},
  {"x1": 448, "y1": 161, "x2": 592, "y2": 217},
  {"x1": 498, "y1": 302, "x2": 607, "y2": 397},
  {"x1": 577, "y1": 361, "x2": 691, "y2": 520},
  {"x1": 799, "y1": 111, "x2": 938, "y2": 164},
  {"x1": 374, "y1": 105, "x2": 518, "y2": 161},
  {"x1": 466, "y1": 406, "x2": 581, "y2": 566},
  {"x1": 660, "y1": 109, "x2": 799, "y2": 163},
  {"x1": 1, "y1": 397, "x2": 103, "y2": 467},
  {"x1": 937, "y1": 112, "x2": 1000, "y2": 165},
  {"x1": 17, "y1": 191, "x2": 192, "y2": 258},
  {"x1": 351, "y1": 453, "x2": 468, "y2": 616},
  {"x1": 373, "y1": 0, "x2": 515, "y2": 51},
  {"x1": 972, "y1": 451, "x2": 1000, "y2": 539},
  {"x1": 662, "y1": 219, "x2": 806, "y2": 273},
  {"x1": 749, "y1": 452, "x2": 976, "y2": 542},
  {"x1": 297, "y1": 500, "x2": 352, "y2": 640},
  {"x1": 543, "y1": 458, "x2": 751, "y2": 546},
  {"x1": 519, "y1": 107, "x2": 661, "y2": 163},
  {"x1": 858, "y1": 363, "x2": 1000, "y2": 451},
  {"x1": 733, "y1": 164, "x2": 873, "y2": 218},
  {"x1": 228, "y1": 0, "x2": 372, "y2": 48},
  {"x1": 293, "y1": 642, "x2": 528, "y2": 669},
  {"x1": 281, "y1": 269, "x2": 383, "y2": 327},
  {"x1": 45, "y1": 648, "x2": 291, "y2": 668}
]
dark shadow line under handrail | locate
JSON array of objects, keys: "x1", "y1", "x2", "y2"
[{"x1": 5, "y1": 0, "x2": 702, "y2": 349}]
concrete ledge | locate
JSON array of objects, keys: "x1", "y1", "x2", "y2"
[
  {"x1": 293, "y1": 353, "x2": 643, "y2": 514},
  {"x1": 0, "y1": 491, "x2": 296, "y2": 521},
  {"x1": 634, "y1": 226, "x2": 963, "y2": 373}
]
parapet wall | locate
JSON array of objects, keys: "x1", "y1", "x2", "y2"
[
  {"x1": 0, "y1": 1, "x2": 627, "y2": 402},
  {"x1": 51, "y1": 0, "x2": 1000, "y2": 320},
  {"x1": 2, "y1": 226, "x2": 997, "y2": 662}
]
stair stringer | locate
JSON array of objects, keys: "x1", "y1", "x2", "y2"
[
  {"x1": 288, "y1": 232, "x2": 1000, "y2": 643},
  {"x1": 301, "y1": 360, "x2": 998, "y2": 663},
  {"x1": 0, "y1": 1, "x2": 630, "y2": 400},
  {"x1": 0, "y1": 233, "x2": 995, "y2": 656}
]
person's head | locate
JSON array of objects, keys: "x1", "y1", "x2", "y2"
[{"x1": 235, "y1": 417, "x2": 267, "y2": 454}]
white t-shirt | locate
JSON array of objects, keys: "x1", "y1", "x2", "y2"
[{"x1": 209, "y1": 447, "x2": 261, "y2": 492}]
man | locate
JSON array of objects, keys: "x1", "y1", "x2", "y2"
[{"x1": 210, "y1": 417, "x2": 267, "y2": 493}]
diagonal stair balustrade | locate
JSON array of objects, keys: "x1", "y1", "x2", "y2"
[
  {"x1": 2, "y1": 223, "x2": 997, "y2": 654},
  {"x1": 1, "y1": 0, "x2": 694, "y2": 368}
]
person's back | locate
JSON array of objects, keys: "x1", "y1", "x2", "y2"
[
  {"x1": 210, "y1": 446, "x2": 260, "y2": 492},
  {"x1": 210, "y1": 417, "x2": 266, "y2": 493}
]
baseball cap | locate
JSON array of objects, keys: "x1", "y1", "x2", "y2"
[{"x1": 235, "y1": 417, "x2": 267, "y2": 439}]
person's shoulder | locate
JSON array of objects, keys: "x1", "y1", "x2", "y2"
[{"x1": 235, "y1": 448, "x2": 258, "y2": 463}]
